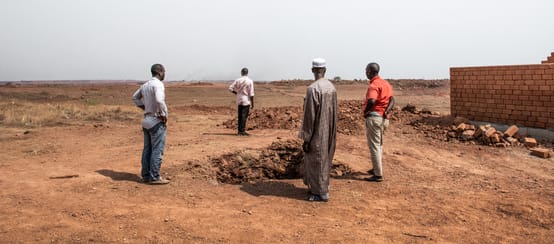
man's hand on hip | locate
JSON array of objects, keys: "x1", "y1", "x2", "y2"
[{"x1": 159, "y1": 115, "x2": 167, "y2": 125}]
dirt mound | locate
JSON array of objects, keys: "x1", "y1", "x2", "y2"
[
  {"x1": 407, "y1": 114, "x2": 458, "y2": 141},
  {"x1": 222, "y1": 101, "x2": 367, "y2": 135},
  {"x1": 222, "y1": 107, "x2": 302, "y2": 130},
  {"x1": 337, "y1": 100, "x2": 365, "y2": 135},
  {"x1": 211, "y1": 139, "x2": 352, "y2": 184}
]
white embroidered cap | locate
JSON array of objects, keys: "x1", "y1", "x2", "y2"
[{"x1": 312, "y1": 58, "x2": 326, "y2": 68}]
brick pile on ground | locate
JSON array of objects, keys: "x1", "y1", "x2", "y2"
[
  {"x1": 447, "y1": 119, "x2": 530, "y2": 147},
  {"x1": 211, "y1": 139, "x2": 353, "y2": 184},
  {"x1": 446, "y1": 119, "x2": 552, "y2": 158},
  {"x1": 402, "y1": 105, "x2": 552, "y2": 158}
]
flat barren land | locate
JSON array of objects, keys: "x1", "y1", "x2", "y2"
[{"x1": 0, "y1": 81, "x2": 552, "y2": 243}]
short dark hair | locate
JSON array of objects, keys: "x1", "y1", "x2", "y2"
[
  {"x1": 366, "y1": 63, "x2": 380, "y2": 74},
  {"x1": 151, "y1": 64, "x2": 165, "y2": 76},
  {"x1": 241, "y1": 67, "x2": 248, "y2": 76}
]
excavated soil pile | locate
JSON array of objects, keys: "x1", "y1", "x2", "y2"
[
  {"x1": 337, "y1": 100, "x2": 365, "y2": 135},
  {"x1": 222, "y1": 106, "x2": 302, "y2": 130},
  {"x1": 211, "y1": 139, "x2": 353, "y2": 184},
  {"x1": 407, "y1": 113, "x2": 457, "y2": 141},
  {"x1": 222, "y1": 101, "x2": 368, "y2": 135}
]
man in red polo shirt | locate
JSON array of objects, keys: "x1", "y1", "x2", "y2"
[{"x1": 362, "y1": 62, "x2": 394, "y2": 182}]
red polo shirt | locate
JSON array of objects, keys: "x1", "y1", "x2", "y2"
[{"x1": 362, "y1": 76, "x2": 393, "y2": 116}]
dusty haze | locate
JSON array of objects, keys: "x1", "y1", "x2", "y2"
[{"x1": 1, "y1": 0, "x2": 553, "y2": 81}]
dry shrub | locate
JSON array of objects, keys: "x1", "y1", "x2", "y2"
[{"x1": 0, "y1": 101, "x2": 138, "y2": 127}]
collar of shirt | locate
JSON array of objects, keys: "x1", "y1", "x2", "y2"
[{"x1": 369, "y1": 75, "x2": 381, "y2": 84}]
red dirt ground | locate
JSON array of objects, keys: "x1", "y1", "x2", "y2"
[{"x1": 0, "y1": 82, "x2": 552, "y2": 243}]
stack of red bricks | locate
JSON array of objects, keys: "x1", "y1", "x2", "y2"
[
  {"x1": 541, "y1": 52, "x2": 554, "y2": 64},
  {"x1": 447, "y1": 122, "x2": 552, "y2": 158}
]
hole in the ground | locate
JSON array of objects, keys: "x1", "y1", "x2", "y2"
[{"x1": 211, "y1": 139, "x2": 353, "y2": 184}]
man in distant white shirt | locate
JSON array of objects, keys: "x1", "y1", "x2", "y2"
[
  {"x1": 132, "y1": 64, "x2": 169, "y2": 185},
  {"x1": 229, "y1": 67, "x2": 255, "y2": 136}
]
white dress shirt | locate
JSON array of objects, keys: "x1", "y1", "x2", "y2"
[
  {"x1": 229, "y1": 76, "x2": 255, "y2": 106},
  {"x1": 132, "y1": 77, "x2": 168, "y2": 129}
]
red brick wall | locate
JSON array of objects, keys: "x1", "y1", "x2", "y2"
[{"x1": 450, "y1": 63, "x2": 554, "y2": 129}]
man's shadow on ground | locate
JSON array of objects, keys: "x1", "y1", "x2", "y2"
[
  {"x1": 240, "y1": 181, "x2": 308, "y2": 201},
  {"x1": 96, "y1": 169, "x2": 141, "y2": 182},
  {"x1": 239, "y1": 172, "x2": 370, "y2": 200},
  {"x1": 331, "y1": 172, "x2": 369, "y2": 181}
]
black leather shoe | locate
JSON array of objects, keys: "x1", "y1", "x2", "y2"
[{"x1": 365, "y1": 175, "x2": 383, "y2": 182}]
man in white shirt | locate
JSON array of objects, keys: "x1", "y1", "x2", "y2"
[
  {"x1": 132, "y1": 64, "x2": 169, "y2": 185},
  {"x1": 229, "y1": 68, "x2": 255, "y2": 136}
]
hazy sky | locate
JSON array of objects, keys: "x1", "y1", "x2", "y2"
[{"x1": 1, "y1": 0, "x2": 553, "y2": 81}]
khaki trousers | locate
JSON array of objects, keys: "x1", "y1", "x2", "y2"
[{"x1": 365, "y1": 116, "x2": 389, "y2": 177}]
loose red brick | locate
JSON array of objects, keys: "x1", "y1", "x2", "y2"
[
  {"x1": 530, "y1": 148, "x2": 552, "y2": 158},
  {"x1": 503, "y1": 125, "x2": 519, "y2": 137},
  {"x1": 491, "y1": 133, "x2": 501, "y2": 143},
  {"x1": 523, "y1": 137, "x2": 537, "y2": 147},
  {"x1": 456, "y1": 123, "x2": 468, "y2": 132},
  {"x1": 485, "y1": 127, "x2": 496, "y2": 137}
]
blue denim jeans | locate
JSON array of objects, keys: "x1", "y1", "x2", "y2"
[{"x1": 141, "y1": 122, "x2": 166, "y2": 181}]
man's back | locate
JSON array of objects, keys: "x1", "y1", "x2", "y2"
[
  {"x1": 364, "y1": 76, "x2": 393, "y2": 116},
  {"x1": 310, "y1": 78, "x2": 336, "y2": 96},
  {"x1": 229, "y1": 76, "x2": 254, "y2": 106},
  {"x1": 142, "y1": 79, "x2": 165, "y2": 114},
  {"x1": 301, "y1": 78, "x2": 337, "y2": 149}
]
